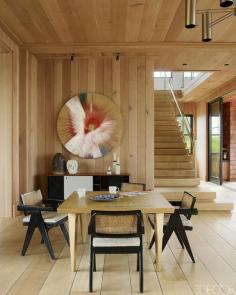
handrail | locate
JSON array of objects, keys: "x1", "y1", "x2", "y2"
[
  {"x1": 166, "y1": 79, "x2": 197, "y2": 177},
  {"x1": 167, "y1": 79, "x2": 193, "y2": 146}
]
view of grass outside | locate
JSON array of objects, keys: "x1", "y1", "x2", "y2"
[{"x1": 211, "y1": 135, "x2": 220, "y2": 153}]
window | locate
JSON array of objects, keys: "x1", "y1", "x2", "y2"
[
  {"x1": 183, "y1": 72, "x2": 200, "y2": 78},
  {"x1": 177, "y1": 115, "x2": 193, "y2": 153},
  {"x1": 154, "y1": 71, "x2": 172, "y2": 78}
]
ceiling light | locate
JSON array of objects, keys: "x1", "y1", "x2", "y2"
[
  {"x1": 202, "y1": 12, "x2": 212, "y2": 42},
  {"x1": 185, "y1": 0, "x2": 196, "y2": 28},
  {"x1": 220, "y1": 0, "x2": 234, "y2": 7},
  {"x1": 185, "y1": 1, "x2": 235, "y2": 42}
]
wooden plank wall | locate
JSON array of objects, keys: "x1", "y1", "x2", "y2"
[
  {"x1": 32, "y1": 57, "x2": 154, "y2": 190},
  {"x1": 0, "y1": 53, "x2": 13, "y2": 217},
  {"x1": 0, "y1": 27, "x2": 19, "y2": 217}
]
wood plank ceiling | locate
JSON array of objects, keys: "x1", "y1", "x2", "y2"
[
  {"x1": 0, "y1": 0, "x2": 236, "y2": 44},
  {"x1": 0, "y1": 0, "x2": 236, "y2": 101}
]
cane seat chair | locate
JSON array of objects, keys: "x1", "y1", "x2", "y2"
[
  {"x1": 121, "y1": 182, "x2": 145, "y2": 192},
  {"x1": 17, "y1": 190, "x2": 69, "y2": 259},
  {"x1": 88, "y1": 210, "x2": 144, "y2": 293},
  {"x1": 148, "y1": 191, "x2": 198, "y2": 263}
]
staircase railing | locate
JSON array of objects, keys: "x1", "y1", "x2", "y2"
[{"x1": 167, "y1": 79, "x2": 197, "y2": 178}]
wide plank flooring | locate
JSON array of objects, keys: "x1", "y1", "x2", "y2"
[{"x1": 1, "y1": 210, "x2": 236, "y2": 295}]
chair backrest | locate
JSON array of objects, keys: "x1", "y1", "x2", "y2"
[
  {"x1": 90, "y1": 210, "x2": 143, "y2": 237},
  {"x1": 20, "y1": 190, "x2": 43, "y2": 206},
  {"x1": 121, "y1": 182, "x2": 145, "y2": 192},
  {"x1": 180, "y1": 191, "x2": 196, "y2": 219}
]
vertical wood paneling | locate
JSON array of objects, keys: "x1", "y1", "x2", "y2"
[
  {"x1": 32, "y1": 56, "x2": 155, "y2": 191},
  {"x1": 128, "y1": 57, "x2": 138, "y2": 182},
  {"x1": 120, "y1": 57, "x2": 129, "y2": 174},
  {"x1": 0, "y1": 53, "x2": 13, "y2": 217},
  {"x1": 0, "y1": 27, "x2": 19, "y2": 217},
  {"x1": 145, "y1": 57, "x2": 154, "y2": 189},
  {"x1": 137, "y1": 57, "x2": 146, "y2": 184}
]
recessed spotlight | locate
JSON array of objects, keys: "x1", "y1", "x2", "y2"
[
  {"x1": 224, "y1": 63, "x2": 229, "y2": 66},
  {"x1": 182, "y1": 63, "x2": 188, "y2": 66}
]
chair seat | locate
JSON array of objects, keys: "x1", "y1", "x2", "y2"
[
  {"x1": 149, "y1": 213, "x2": 193, "y2": 229},
  {"x1": 23, "y1": 212, "x2": 67, "y2": 224},
  {"x1": 93, "y1": 237, "x2": 140, "y2": 247}
]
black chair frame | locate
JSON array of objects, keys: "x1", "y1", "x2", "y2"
[
  {"x1": 17, "y1": 195, "x2": 69, "y2": 260},
  {"x1": 148, "y1": 191, "x2": 198, "y2": 263},
  {"x1": 88, "y1": 210, "x2": 144, "y2": 293}
]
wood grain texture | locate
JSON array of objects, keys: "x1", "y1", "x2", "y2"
[
  {"x1": 31, "y1": 57, "x2": 155, "y2": 190},
  {"x1": 0, "y1": 27, "x2": 19, "y2": 217}
]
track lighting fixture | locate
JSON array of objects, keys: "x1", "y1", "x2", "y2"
[
  {"x1": 185, "y1": 0, "x2": 196, "y2": 28},
  {"x1": 202, "y1": 12, "x2": 212, "y2": 42},
  {"x1": 220, "y1": 0, "x2": 234, "y2": 7},
  {"x1": 116, "y1": 53, "x2": 120, "y2": 61}
]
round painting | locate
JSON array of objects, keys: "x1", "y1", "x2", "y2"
[{"x1": 57, "y1": 92, "x2": 123, "y2": 159}]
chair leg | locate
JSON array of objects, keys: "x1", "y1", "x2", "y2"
[
  {"x1": 38, "y1": 222, "x2": 55, "y2": 260},
  {"x1": 89, "y1": 243, "x2": 93, "y2": 292},
  {"x1": 162, "y1": 219, "x2": 175, "y2": 251},
  {"x1": 176, "y1": 217, "x2": 195, "y2": 263},
  {"x1": 21, "y1": 221, "x2": 36, "y2": 256},
  {"x1": 139, "y1": 249, "x2": 144, "y2": 293},
  {"x1": 174, "y1": 229, "x2": 184, "y2": 249},
  {"x1": 60, "y1": 223, "x2": 70, "y2": 246},
  {"x1": 148, "y1": 233, "x2": 155, "y2": 249},
  {"x1": 93, "y1": 253, "x2": 96, "y2": 272},
  {"x1": 136, "y1": 253, "x2": 139, "y2": 271}
]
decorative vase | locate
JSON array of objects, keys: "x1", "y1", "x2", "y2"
[
  {"x1": 52, "y1": 153, "x2": 66, "y2": 175},
  {"x1": 67, "y1": 159, "x2": 79, "y2": 175}
]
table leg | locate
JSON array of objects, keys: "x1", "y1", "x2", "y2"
[
  {"x1": 154, "y1": 213, "x2": 164, "y2": 272},
  {"x1": 81, "y1": 214, "x2": 89, "y2": 243},
  {"x1": 68, "y1": 213, "x2": 78, "y2": 272},
  {"x1": 143, "y1": 214, "x2": 151, "y2": 245}
]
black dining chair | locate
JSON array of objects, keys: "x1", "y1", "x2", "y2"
[
  {"x1": 17, "y1": 189, "x2": 69, "y2": 259},
  {"x1": 88, "y1": 210, "x2": 144, "y2": 293},
  {"x1": 148, "y1": 191, "x2": 198, "y2": 263}
]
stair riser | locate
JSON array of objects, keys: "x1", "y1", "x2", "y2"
[
  {"x1": 155, "y1": 149, "x2": 188, "y2": 155},
  {"x1": 155, "y1": 131, "x2": 182, "y2": 136},
  {"x1": 155, "y1": 121, "x2": 178, "y2": 126},
  {"x1": 155, "y1": 137, "x2": 183, "y2": 142},
  {"x1": 155, "y1": 170, "x2": 195, "y2": 177},
  {"x1": 155, "y1": 155, "x2": 192, "y2": 162},
  {"x1": 155, "y1": 162, "x2": 193, "y2": 169},
  {"x1": 155, "y1": 126, "x2": 180, "y2": 131},
  {"x1": 155, "y1": 142, "x2": 186, "y2": 149},
  {"x1": 154, "y1": 178, "x2": 200, "y2": 187}
]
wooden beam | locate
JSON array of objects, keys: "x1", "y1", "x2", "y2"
[{"x1": 23, "y1": 41, "x2": 236, "y2": 55}]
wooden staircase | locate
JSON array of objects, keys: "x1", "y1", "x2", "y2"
[{"x1": 154, "y1": 91, "x2": 200, "y2": 187}]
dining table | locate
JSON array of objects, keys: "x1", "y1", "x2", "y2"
[{"x1": 57, "y1": 190, "x2": 174, "y2": 272}]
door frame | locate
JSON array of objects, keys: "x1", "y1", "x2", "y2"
[{"x1": 207, "y1": 97, "x2": 223, "y2": 185}]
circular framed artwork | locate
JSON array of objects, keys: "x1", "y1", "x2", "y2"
[{"x1": 57, "y1": 92, "x2": 123, "y2": 159}]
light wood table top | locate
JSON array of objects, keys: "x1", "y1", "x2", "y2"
[{"x1": 57, "y1": 191, "x2": 174, "y2": 214}]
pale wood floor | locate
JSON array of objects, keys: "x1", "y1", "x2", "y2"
[{"x1": 1, "y1": 210, "x2": 236, "y2": 295}]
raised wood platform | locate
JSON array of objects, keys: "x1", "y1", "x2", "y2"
[{"x1": 161, "y1": 191, "x2": 234, "y2": 212}]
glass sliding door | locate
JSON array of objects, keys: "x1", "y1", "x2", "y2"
[{"x1": 208, "y1": 97, "x2": 223, "y2": 184}]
